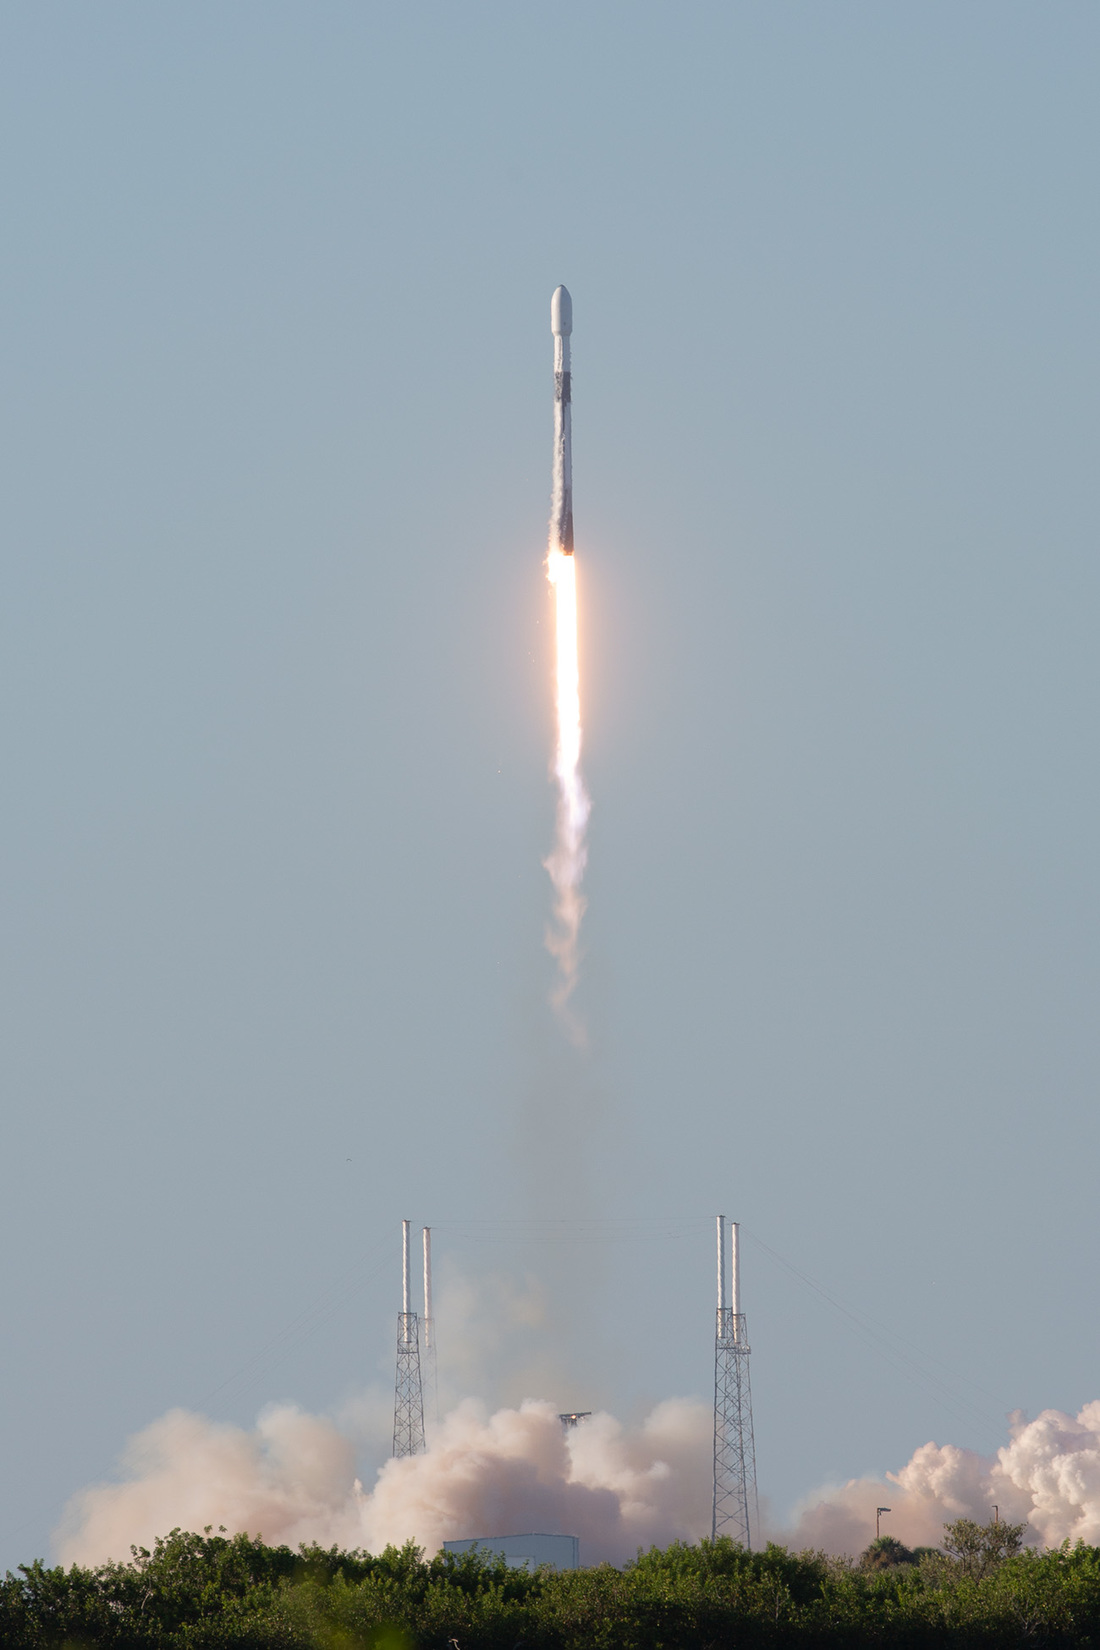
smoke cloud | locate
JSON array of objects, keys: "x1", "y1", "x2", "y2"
[
  {"x1": 789, "y1": 1402, "x2": 1100, "y2": 1555},
  {"x1": 56, "y1": 1396, "x2": 712, "y2": 1569},
  {"x1": 57, "y1": 1392, "x2": 1100, "y2": 1569}
]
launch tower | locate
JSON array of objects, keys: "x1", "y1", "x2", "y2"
[
  {"x1": 392, "y1": 1219, "x2": 426, "y2": 1457},
  {"x1": 712, "y1": 1215, "x2": 758, "y2": 1546}
]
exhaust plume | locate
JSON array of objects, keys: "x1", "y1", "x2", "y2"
[
  {"x1": 544, "y1": 547, "x2": 590, "y2": 1035},
  {"x1": 543, "y1": 285, "x2": 589, "y2": 1039},
  {"x1": 56, "y1": 1396, "x2": 711, "y2": 1569}
]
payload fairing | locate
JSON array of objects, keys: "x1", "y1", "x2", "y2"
[{"x1": 550, "y1": 284, "x2": 574, "y2": 554}]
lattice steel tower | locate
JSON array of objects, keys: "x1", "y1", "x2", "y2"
[
  {"x1": 392, "y1": 1219, "x2": 425, "y2": 1457},
  {"x1": 712, "y1": 1215, "x2": 758, "y2": 1546}
]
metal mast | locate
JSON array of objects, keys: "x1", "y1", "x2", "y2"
[
  {"x1": 421, "y1": 1226, "x2": 438, "y2": 1426},
  {"x1": 712, "y1": 1215, "x2": 758, "y2": 1546},
  {"x1": 392, "y1": 1219, "x2": 425, "y2": 1457}
]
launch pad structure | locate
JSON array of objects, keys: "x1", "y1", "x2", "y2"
[
  {"x1": 392, "y1": 1222, "x2": 437, "y2": 1454},
  {"x1": 393, "y1": 1211, "x2": 760, "y2": 1543},
  {"x1": 392, "y1": 1219, "x2": 426, "y2": 1457},
  {"x1": 712, "y1": 1215, "x2": 758, "y2": 1547}
]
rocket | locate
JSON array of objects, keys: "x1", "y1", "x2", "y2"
[{"x1": 550, "y1": 285, "x2": 574, "y2": 554}]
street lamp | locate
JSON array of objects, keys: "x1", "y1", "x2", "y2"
[{"x1": 876, "y1": 1507, "x2": 891, "y2": 1540}]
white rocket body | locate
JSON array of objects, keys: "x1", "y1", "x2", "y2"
[{"x1": 550, "y1": 285, "x2": 574, "y2": 554}]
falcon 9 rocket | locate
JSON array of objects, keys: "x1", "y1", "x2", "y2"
[
  {"x1": 550, "y1": 284, "x2": 573, "y2": 555},
  {"x1": 544, "y1": 285, "x2": 588, "y2": 1032}
]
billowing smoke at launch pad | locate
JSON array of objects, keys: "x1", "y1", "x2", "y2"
[
  {"x1": 56, "y1": 1397, "x2": 714, "y2": 1569},
  {"x1": 56, "y1": 1394, "x2": 1100, "y2": 1568}
]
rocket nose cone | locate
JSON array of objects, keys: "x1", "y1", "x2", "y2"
[{"x1": 551, "y1": 285, "x2": 572, "y2": 336}]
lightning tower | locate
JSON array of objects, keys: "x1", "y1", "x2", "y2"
[
  {"x1": 421, "y1": 1226, "x2": 438, "y2": 1425},
  {"x1": 712, "y1": 1215, "x2": 758, "y2": 1546},
  {"x1": 392, "y1": 1219, "x2": 425, "y2": 1457}
]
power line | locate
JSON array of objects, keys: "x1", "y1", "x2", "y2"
[{"x1": 743, "y1": 1228, "x2": 1011, "y2": 1444}]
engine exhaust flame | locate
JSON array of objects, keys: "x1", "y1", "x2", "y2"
[{"x1": 544, "y1": 546, "x2": 590, "y2": 1035}]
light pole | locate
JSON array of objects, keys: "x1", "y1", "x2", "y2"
[{"x1": 876, "y1": 1507, "x2": 891, "y2": 1540}]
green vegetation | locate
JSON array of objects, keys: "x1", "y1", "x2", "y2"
[{"x1": 4, "y1": 1518, "x2": 1100, "y2": 1647}]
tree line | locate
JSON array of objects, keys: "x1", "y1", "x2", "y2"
[{"x1": 5, "y1": 1516, "x2": 1100, "y2": 1647}]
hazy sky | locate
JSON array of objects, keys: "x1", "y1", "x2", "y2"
[{"x1": 2, "y1": 1, "x2": 1099, "y2": 1567}]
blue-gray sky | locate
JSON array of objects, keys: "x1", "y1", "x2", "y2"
[{"x1": 2, "y1": 0, "x2": 1099, "y2": 1566}]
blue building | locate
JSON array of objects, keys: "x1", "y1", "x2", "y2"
[{"x1": 442, "y1": 1533, "x2": 580, "y2": 1571}]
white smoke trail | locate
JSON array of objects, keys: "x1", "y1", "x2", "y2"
[
  {"x1": 544, "y1": 548, "x2": 590, "y2": 1038},
  {"x1": 55, "y1": 1396, "x2": 711, "y2": 1568},
  {"x1": 789, "y1": 1402, "x2": 1100, "y2": 1555}
]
